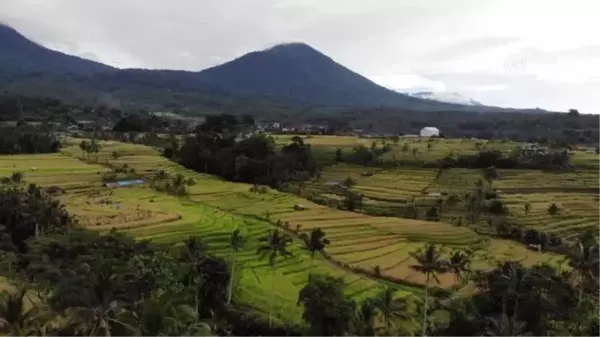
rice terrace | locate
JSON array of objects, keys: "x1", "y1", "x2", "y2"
[{"x1": 1, "y1": 131, "x2": 597, "y2": 332}]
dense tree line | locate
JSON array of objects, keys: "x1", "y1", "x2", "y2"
[
  {"x1": 175, "y1": 114, "x2": 318, "y2": 187},
  {"x1": 0, "y1": 124, "x2": 60, "y2": 154},
  {"x1": 437, "y1": 147, "x2": 574, "y2": 170},
  {"x1": 3, "y1": 91, "x2": 599, "y2": 148}
]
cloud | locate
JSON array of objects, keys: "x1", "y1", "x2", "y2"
[
  {"x1": 464, "y1": 85, "x2": 509, "y2": 93},
  {"x1": 0, "y1": 0, "x2": 598, "y2": 112},
  {"x1": 370, "y1": 74, "x2": 447, "y2": 93}
]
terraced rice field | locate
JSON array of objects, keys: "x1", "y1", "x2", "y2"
[
  {"x1": 1, "y1": 139, "x2": 571, "y2": 322},
  {"x1": 0, "y1": 143, "x2": 407, "y2": 325},
  {"x1": 60, "y1": 140, "x2": 560, "y2": 284},
  {"x1": 307, "y1": 160, "x2": 598, "y2": 241}
]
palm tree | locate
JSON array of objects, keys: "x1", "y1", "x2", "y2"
[
  {"x1": 133, "y1": 290, "x2": 213, "y2": 336},
  {"x1": 56, "y1": 259, "x2": 139, "y2": 336},
  {"x1": 0, "y1": 287, "x2": 55, "y2": 336},
  {"x1": 496, "y1": 262, "x2": 529, "y2": 335},
  {"x1": 566, "y1": 240, "x2": 599, "y2": 306},
  {"x1": 256, "y1": 229, "x2": 293, "y2": 327},
  {"x1": 173, "y1": 174, "x2": 186, "y2": 188},
  {"x1": 227, "y1": 229, "x2": 246, "y2": 304},
  {"x1": 355, "y1": 298, "x2": 377, "y2": 336},
  {"x1": 483, "y1": 313, "x2": 530, "y2": 336},
  {"x1": 180, "y1": 236, "x2": 207, "y2": 264},
  {"x1": 63, "y1": 301, "x2": 137, "y2": 336},
  {"x1": 179, "y1": 236, "x2": 208, "y2": 312},
  {"x1": 447, "y1": 249, "x2": 472, "y2": 287},
  {"x1": 79, "y1": 140, "x2": 89, "y2": 158},
  {"x1": 372, "y1": 287, "x2": 411, "y2": 335},
  {"x1": 300, "y1": 228, "x2": 330, "y2": 282},
  {"x1": 409, "y1": 243, "x2": 448, "y2": 336}
]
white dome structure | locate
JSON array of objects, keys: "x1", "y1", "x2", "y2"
[{"x1": 420, "y1": 127, "x2": 440, "y2": 137}]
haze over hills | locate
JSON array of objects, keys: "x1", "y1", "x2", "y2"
[
  {"x1": 405, "y1": 91, "x2": 483, "y2": 106},
  {"x1": 0, "y1": 24, "x2": 549, "y2": 114}
]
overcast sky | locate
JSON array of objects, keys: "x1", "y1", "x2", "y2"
[{"x1": 1, "y1": 0, "x2": 599, "y2": 113}]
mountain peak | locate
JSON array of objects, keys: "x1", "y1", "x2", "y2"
[
  {"x1": 257, "y1": 42, "x2": 331, "y2": 62},
  {"x1": 265, "y1": 42, "x2": 320, "y2": 53},
  {"x1": 267, "y1": 42, "x2": 313, "y2": 50}
]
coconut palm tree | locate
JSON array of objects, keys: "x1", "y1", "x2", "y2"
[
  {"x1": 155, "y1": 169, "x2": 168, "y2": 181},
  {"x1": 300, "y1": 228, "x2": 330, "y2": 282},
  {"x1": 180, "y1": 236, "x2": 207, "y2": 264},
  {"x1": 132, "y1": 290, "x2": 213, "y2": 336},
  {"x1": 0, "y1": 287, "x2": 55, "y2": 336},
  {"x1": 495, "y1": 262, "x2": 530, "y2": 335},
  {"x1": 409, "y1": 243, "x2": 448, "y2": 336},
  {"x1": 227, "y1": 229, "x2": 246, "y2": 304},
  {"x1": 372, "y1": 287, "x2": 412, "y2": 335},
  {"x1": 565, "y1": 239, "x2": 599, "y2": 306},
  {"x1": 79, "y1": 140, "x2": 89, "y2": 158},
  {"x1": 256, "y1": 229, "x2": 293, "y2": 327},
  {"x1": 354, "y1": 298, "x2": 377, "y2": 336},
  {"x1": 53, "y1": 259, "x2": 139, "y2": 336},
  {"x1": 447, "y1": 249, "x2": 472, "y2": 287},
  {"x1": 482, "y1": 313, "x2": 530, "y2": 336},
  {"x1": 179, "y1": 236, "x2": 209, "y2": 313},
  {"x1": 63, "y1": 301, "x2": 137, "y2": 336}
]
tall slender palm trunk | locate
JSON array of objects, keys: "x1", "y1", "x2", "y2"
[
  {"x1": 227, "y1": 251, "x2": 237, "y2": 304},
  {"x1": 501, "y1": 293, "x2": 507, "y2": 331},
  {"x1": 269, "y1": 264, "x2": 275, "y2": 328},
  {"x1": 422, "y1": 273, "x2": 429, "y2": 336},
  {"x1": 578, "y1": 274, "x2": 584, "y2": 306},
  {"x1": 307, "y1": 254, "x2": 314, "y2": 283}
]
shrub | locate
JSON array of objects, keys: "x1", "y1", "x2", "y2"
[
  {"x1": 487, "y1": 199, "x2": 509, "y2": 215},
  {"x1": 10, "y1": 172, "x2": 23, "y2": 183},
  {"x1": 547, "y1": 203, "x2": 559, "y2": 215},
  {"x1": 343, "y1": 177, "x2": 356, "y2": 188}
]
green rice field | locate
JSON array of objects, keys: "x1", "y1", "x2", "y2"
[{"x1": 2, "y1": 136, "x2": 589, "y2": 324}]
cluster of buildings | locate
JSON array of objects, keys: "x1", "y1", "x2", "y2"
[{"x1": 256, "y1": 122, "x2": 441, "y2": 138}]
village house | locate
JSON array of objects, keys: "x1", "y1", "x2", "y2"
[{"x1": 420, "y1": 126, "x2": 440, "y2": 137}]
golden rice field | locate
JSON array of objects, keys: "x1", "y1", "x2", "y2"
[{"x1": 303, "y1": 160, "x2": 599, "y2": 241}]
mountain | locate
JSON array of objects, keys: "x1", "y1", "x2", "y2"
[
  {"x1": 193, "y1": 43, "x2": 461, "y2": 109},
  {"x1": 0, "y1": 24, "x2": 113, "y2": 75},
  {"x1": 0, "y1": 24, "x2": 549, "y2": 114},
  {"x1": 406, "y1": 91, "x2": 482, "y2": 106}
]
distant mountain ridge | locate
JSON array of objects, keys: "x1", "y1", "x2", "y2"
[
  {"x1": 0, "y1": 24, "x2": 113, "y2": 75},
  {"x1": 0, "y1": 24, "x2": 550, "y2": 114}
]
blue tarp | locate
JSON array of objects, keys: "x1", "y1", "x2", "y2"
[{"x1": 104, "y1": 179, "x2": 145, "y2": 188}]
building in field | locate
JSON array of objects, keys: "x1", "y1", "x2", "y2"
[{"x1": 420, "y1": 126, "x2": 440, "y2": 137}]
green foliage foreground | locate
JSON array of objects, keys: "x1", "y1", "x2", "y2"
[{"x1": 0, "y1": 184, "x2": 598, "y2": 336}]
